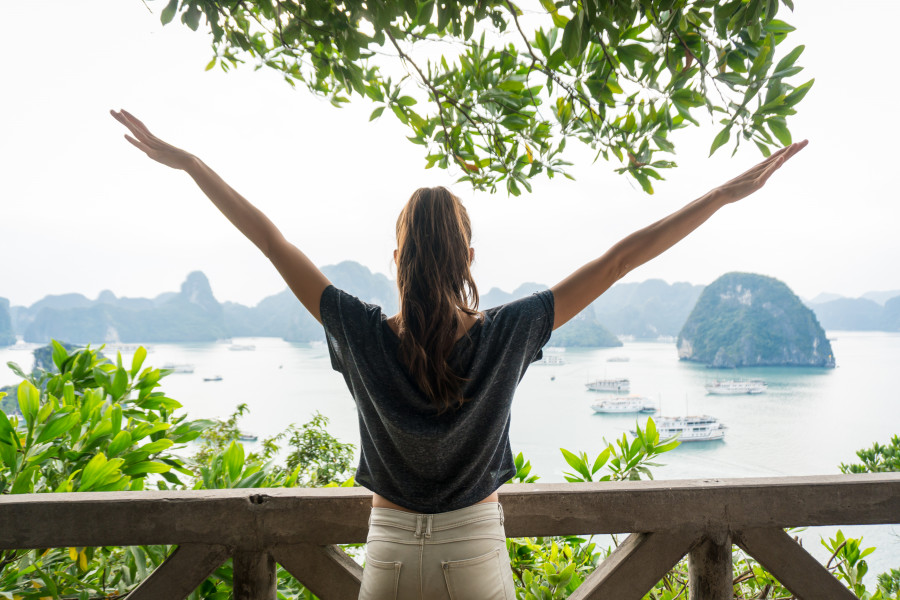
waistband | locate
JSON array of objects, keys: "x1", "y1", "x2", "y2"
[{"x1": 369, "y1": 502, "x2": 505, "y2": 533}]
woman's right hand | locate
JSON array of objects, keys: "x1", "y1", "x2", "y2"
[{"x1": 110, "y1": 109, "x2": 195, "y2": 171}]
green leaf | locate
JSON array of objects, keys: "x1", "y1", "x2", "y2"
[
  {"x1": 108, "y1": 430, "x2": 133, "y2": 457},
  {"x1": 561, "y1": 12, "x2": 584, "y2": 60},
  {"x1": 123, "y1": 461, "x2": 172, "y2": 476},
  {"x1": 131, "y1": 347, "x2": 147, "y2": 378},
  {"x1": 773, "y1": 45, "x2": 804, "y2": 75},
  {"x1": 36, "y1": 413, "x2": 80, "y2": 445},
  {"x1": 591, "y1": 447, "x2": 611, "y2": 474},
  {"x1": 51, "y1": 340, "x2": 68, "y2": 372},
  {"x1": 783, "y1": 78, "x2": 814, "y2": 107},
  {"x1": 560, "y1": 448, "x2": 590, "y2": 480},
  {"x1": 160, "y1": 0, "x2": 179, "y2": 25},
  {"x1": 223, "y1": 441, "x2": 245, "y2": 481},
  {"x1": 767, "y1": 118, "x2": 792, "y2": 146},
  {"x1": 369, "y1": 106, "x2": 385, "y2": 121},
  {"x1": 396, "y1": 96, "x2": 417, "y2": 106},
  {"x1": 17, "y1": 380, "x2": 40, "y2": 428},
  {"x1": 709, "y1": 125, "x2": 732, "y2": 156}
]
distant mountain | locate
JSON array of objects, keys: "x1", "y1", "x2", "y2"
[
  {"x1": 549, "y1": 309, "x2": 622, "y2": 348},
  {"x1": 808, "y1": 292, "x2": 844, "y2": 305},
  {"x1": 481, "y1": 283, "x2": 546, "y2": 310},
  {"x1": 809, "y1": 298, "x2": 884, "y2": 331},
  {"x1": 0, "y1": 298, "x2": 14, "y2": 347},
  {"x1": 861, "y1": 290, "x2": 900, "y2": 306},
  {"x1": 590, "y1": 279, "x2": 705, "y2": 338},
  {"x1": 678, "y1": 272, "x2": 834, "y2": 368},
  {"x1": 24, "y1": 272, "x2": 228, "y2": 344}
]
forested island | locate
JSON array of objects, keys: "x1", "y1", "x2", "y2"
[{"x1": 678, "y1": 272, "x2": 835, "y2": 368}]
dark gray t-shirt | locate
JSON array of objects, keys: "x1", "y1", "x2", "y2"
[{"x1": 320, "y1": 284, "x2": 555, "y2": 513}]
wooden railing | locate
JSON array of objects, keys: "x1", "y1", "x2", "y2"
[{"x1": 1, "y1": 473, "x2": 898, "y2": 599}]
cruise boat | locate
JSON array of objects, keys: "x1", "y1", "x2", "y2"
[
  {"x1": 606, "y1": 356, "x2": 630, "y2": 362},
  {"x1": 585, "y1": 378, "x2": 630, "y2": 393},
  {"x1": 535, "y1": 354, "x2": 565, "y2": 366},
  {"x1": 161, "y1": 363, "x2": 194, "y2": 374},
  {"x1": 228, "y1": 344, "x2": 256, "y2": 351},
  {"x1": 591, "y1": 396, "x2": 656, "y2": 414},
  {"x1": 635, "y1": 415, "x2": 726, "y2": 442},
  {"x1": 705, "y1": 379, "x2": 767, "y2": 395},
  {"x1": 203, "y1": 375, "x2": 223, "y2": 382}
]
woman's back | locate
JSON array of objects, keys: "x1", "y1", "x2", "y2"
[{"x1": 320, "y1": 284, "x2": 554, "y2": 513}]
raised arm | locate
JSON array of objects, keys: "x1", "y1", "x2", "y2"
[
  {"x1": 550, "y1": 140, "x2": 808, "y2": 329},
  {"x1": 111, "y1": 109, "x2": 331, "y2": 322}
]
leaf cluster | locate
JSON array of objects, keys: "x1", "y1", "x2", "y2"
[{"x1": 153, "y1": 0, "x2": 812, "y2": 195}]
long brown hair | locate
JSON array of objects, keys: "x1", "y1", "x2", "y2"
[{"x1": 395, "y1": 186, "x2": 480, "y2": 413}]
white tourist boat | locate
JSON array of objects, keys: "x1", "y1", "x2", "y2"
[
  {"x1": 585, "y1": 378, "x2": 630, "y2": 393},
  {"x1": 591, "y1": 395, "x2": 656, "y2": 414},
  {"x1": 705, "y1": 379, "x2": 767, "y2": 395},
  {"x1": 636, "y1": 415, "x2": 726, "y2": 442},
  {"x1": 535, "y1": 354, "x2": 565, "y2": 366},
  {"x1": 606, "y1": 356, "x2": 630, "y2": 362},
  {"x1": 228, "y1": 344, "x2": 256, "y2": 351},
  {"x1": 162, "y1": 363, "x2": 195, "y2": 374}
]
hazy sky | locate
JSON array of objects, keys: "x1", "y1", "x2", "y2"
[{"x1": 2, "y1": 1, "x2": 897, "y2": 308}]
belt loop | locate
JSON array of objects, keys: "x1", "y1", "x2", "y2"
[
  {"x1": 414, "y1": 515, "x2": 422, "y2": 538},
  {"x1": 498, "y1": 503, "x2": 505, "y2": 526},
  {"x1": 424, "y1": 515, "x2": 433, "y2": 539}
]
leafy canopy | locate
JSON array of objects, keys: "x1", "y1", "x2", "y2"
[{"x1": 156, "y1": 0, "x2": 812, "y2": 195}]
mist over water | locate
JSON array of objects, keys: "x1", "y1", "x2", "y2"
[{"x1": 2, "y1": 331, "x2": 898, "y2": 573}]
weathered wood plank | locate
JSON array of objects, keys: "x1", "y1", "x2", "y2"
[
  {"x1": 688, "y1": 532, "x2": 733, "y2": 600},
  {"x1": 568, "y1": 531, "x2": 701, "y2": 600},
  {"x1": 273, "y1": 544, "x2": 362, "y2": 600},
  {"x1": 233, "y1": 550, "x2": 277, "y2": 600},
  {"x1": 735, "y1": 528, "x2": 857, "y2": 600},
  {"x1": 0, "y1": 474, "x2": 897, "y2": 549},
  {"x1": 126, "y1": 543, "x2": 230, "y2": 600}
]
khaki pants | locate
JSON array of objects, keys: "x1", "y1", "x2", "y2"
[{"x1": 359, "y1": 502, "x2": 516, "y2": 600}]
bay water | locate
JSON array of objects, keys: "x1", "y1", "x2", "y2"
[{"x1": 2, "y1": 331, "x2": 897, "y2": 577}]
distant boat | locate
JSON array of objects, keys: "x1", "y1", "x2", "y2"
[
  {"x1": 633, "y1": 415, "x2": 726, "y2": 442},
  {"x1": 229, "y1": 344, "x2": 256, "y2": 351},
  {"x1": 606, "y1": 356, "x2": 630, "y2": 362},
  {"x1": 705, "y1": 379, "x2": 767, "y2": 395},
  {"x1": 162, "y1": 363, "x2": 194, "y2": 374},
  {"x1": 585, "y1": 378, "x2": 630, "y2": 393},
  {"x1": 203, "y1": 375, "x2": 223, "y2": 382},
  {"x1": 591, "y1": 396, "x2": 656, "y2": 414},
  {"x1": 237, "y1": 432, "x2": 258, "y2": 442},
  {"x1": 535, "y1": 354, "x2": 565, "y2": 366}
]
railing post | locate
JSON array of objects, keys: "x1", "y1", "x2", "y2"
[
  {"x1": 688, "y1": 531, "x2": 733, "y2": 600},
  {"x1": 233, "y1": 550, "x2": 277, "y2": 600}
]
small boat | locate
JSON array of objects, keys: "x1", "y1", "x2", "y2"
[
  {"x1": 705, "y1": 379, "x2": 767, "y2": 395},
  {"x1": 606, "y1": 356, "x2": 630, "y2": 363},
  {"x1": 203, "y1": 375, "x2": 223, "y2": 382},
  {"x1": 228, "y1": 344, "x2": 256, "y2": 351},
  {"x1": 161, "y1": 363, "x2": 195, "y2": 374},
  {"x1": 535, "y1": 354, "x2": 565, "y2": 366},
  {"x1": 591, "y1": 396, "x2": 656, "y2": 414},
  {"x1": 237, "y1": 432, "x2": 258, "y2": 442},
  {"x1": 585, "y1": 378, "x2": 630, "y2": 393},
  {"x1": 633, "y1": 415, "x2": 726, "y2": 442}
]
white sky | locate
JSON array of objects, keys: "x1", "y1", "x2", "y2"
[{"x1": 1, "y1": 1, "x2": 897, "y2": 308}]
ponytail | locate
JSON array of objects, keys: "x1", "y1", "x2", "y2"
[{"x1": 395, "y1": 187, "x2": 479, "y2": 413}]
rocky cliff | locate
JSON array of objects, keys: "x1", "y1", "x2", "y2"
[{"x1": 678, "y1": 272, "x2": 835, "y2": 368}]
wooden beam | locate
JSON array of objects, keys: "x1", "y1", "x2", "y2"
[
  {"x1": 568, "y1": 531, "x2": 701, "y2": 600},
  {"x1": 126, "y1": 543, "x2": 230, "y2": 600},
  {"x1": 0, "y1": 474, "x2": 897, "y2": 549},
  {"x1": 273, "y1": 543, "x2": 362, "y2": 600},
  {"x1": 233, "y1": 550, "x2": 277, "y2": 600},
  {"x1": 735, "y1": 528, "x2": 857, "y2": 600},
  {"x1": 688, "y1": 532, "x2": 733, "y2": 600}
]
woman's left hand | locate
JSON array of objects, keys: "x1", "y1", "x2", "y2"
[{"x1": 110, "y1": 109, "x2": 195, "y2": 171}]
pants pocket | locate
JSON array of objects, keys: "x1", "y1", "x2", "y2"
[
  {"x1": 359, "y1": 556, "x2": 401, "y2": 600},
  {"x1": 442, "y1": 548, "x2": 511, "y2": 600}
]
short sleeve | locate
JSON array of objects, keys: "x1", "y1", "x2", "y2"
[
  {"x1": 319, "y1": 285, "x2": 346, "y2": 372},
  {"x1": 527, "y1": 289, "x2": 555, "y2": 363}
]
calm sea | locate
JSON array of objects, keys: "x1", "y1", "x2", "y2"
[{"x1": 2, "y1": 331, "x2": 898, "y2": 575}]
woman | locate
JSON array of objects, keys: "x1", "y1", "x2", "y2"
[{"x1": 111, "y1": 109, "x2": 805, "y2": 599}]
